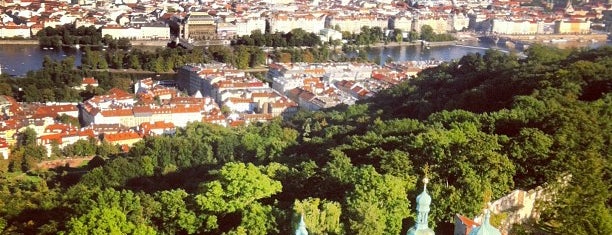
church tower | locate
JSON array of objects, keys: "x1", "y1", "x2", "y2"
[
  {"x1": 407, "y1": 177, "x2": 435, "y2": 235},
  {"x1": 468, "y1": 205, "x2": 502, "y2": 235},
  {"x1": 295, "y1": 214, "x2": 308, "y2": 235},
  {"x1": 565, "y1": 0, "x2": 575, "y2": 14}
]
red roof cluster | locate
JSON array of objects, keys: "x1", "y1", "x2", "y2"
[{"x1": 103, "y1": 131, "x2": 143, "y2": 142}]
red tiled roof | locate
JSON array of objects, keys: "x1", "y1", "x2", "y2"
[
  {"x1": 140, "y1": 121, "x2": 175, "y2": 130},
  {"x1": 228, "y1": 97, "x2": 252, "y2": 103},
  {"x1": 108, "y1": 87, "x2": 131, "y2": 98},
  {"x1": 0, "y1": 138, "x2": 8, "y2": 148},
  {"x1": 82, "y1": 77, "x2": 98, "y2": 85},
  {"x1": 456, "y1": 214, "x2": 480, "y2": 235},
  {"x1": 34, "y1": 104, "x2": 78, "y2": 118},
  {"x1": 100, "y1": 109, "x2": 133, "y2": 117},
  {"x1": 171, "y1": 105, "x2": 201, "y2": 113},
  {"x1": 104, "y1": 131, "x2": 142, "y2": 142},
  {"x1": 44, "y1": 123, "x2": 71, "y2": 133},
  {"x1": 229, "y1": 120, "x2": 245, "y2": 127},
  {"x1": 39, "y1": 133, "x2": 64, "y2": 144}
]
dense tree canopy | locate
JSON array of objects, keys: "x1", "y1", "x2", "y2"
[{"x1": 0, "y1": 45, "x2": 610, "y2": 234}]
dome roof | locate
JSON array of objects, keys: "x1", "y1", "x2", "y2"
[
  {"x1": 295, "y1": 214, "x2": 308, "y2": 235},
  {"x1": 468, "y1": 209, "x2": 501, "y2": 235},
  {"x1": 416, "y1": 190, "x2": 432, "y2": 207},
  {"x1": 416, "y1": 177, "x2": 431, "y2": 209},
  {"x1": 407, "y1": 227, "x2": 435, "y2": 235},
  {"x1": 407, "y1": 177, "x2": 435, "y2": 235}
]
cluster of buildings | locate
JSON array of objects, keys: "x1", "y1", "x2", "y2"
[
  {"x1": 484, "y1": 0, "x2": 601, "y2": 35},
  {"x1": 0, "y1": 77, "x2": 217, "y2": 158},
  {"x1": 177, "y1": 63, "x2": 298, "y2": 118},
  {"x1": 0, "y1": 58, "x2": 436, "y2": 159},
  {"x1": 1, "y1": 0, "x2": 609, "y2": 41},
  {"x1": 270, "y1": 61, "x2": 442, "y2": 109},
  {"x1": 178, "y1": 61, "x2": 440, "y2": 114}
]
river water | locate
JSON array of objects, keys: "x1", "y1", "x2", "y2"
[
  {"x1": 0, "y1": 45, "x2": 83, "y2": 76},
  {"x1": 367, "y1": 42, "x2": 497, "y2": 65},
  {"x1": 0, "y1": 41, "x2": 608, "y2": 76}
]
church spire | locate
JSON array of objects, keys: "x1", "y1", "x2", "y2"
[
  {"x1": 407, "y1": 176, "x2": 435, "y2": 235},
  {"x1": 565, "y1": 0, "x2": 574, "y2": 14},
  {"x1": 295, "y1": 214, "x2": 308, "y2": 235},
  {"x1": 468, "y1": 204, "x2": 502, "y2": 235}
]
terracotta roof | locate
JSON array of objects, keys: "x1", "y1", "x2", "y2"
[
  {"x1": 108, "y1": 88, "x2": 131, "y2": 98},
  {"x1": 228, "y1": 97, "x2": 253, "y2": 103},
  {"x1": 242, "y1": 113, "x2": 274, "y2": 121},
  {"x1": 34, "y1": 104, "x2": 78, "y2": 118},
  {"x1": 202, "y1": 113, "x2": 226, "y2": 123},
  {"x1": 171, "y1": 105, "x2": 201, "y2": 113},
  {"x1": 82, "y1": 77, "x2": 98, "y2": 85},
  {"x1": 100, "y1": 109, "x2": 133, "y2": 117},
  {"x1": 76, "y1": 129, "x2": 95, "y2": 138},
  {"x1": 456, "y1": 214, "x2": 480, "y2": 235},
  {"x1": 44, "y1": 123, "x2": 71, "y2": 133},
  {"x1": 39, "y1": 133, "x2": 63, "y2": 144},
  {"x1": 171, "y1": 97, "x2": 207, "y2": 105},
  {"x1": 140, "y1": 121, "x2": 175, "y2": 130},
  {"x1": 229, "y1": 120, "x2": 245, "y2": 127},
  {"x1": 104, "y1": 131, "x2": 142, "y2": 142},
  {"x1": 133, "y1": 106, "x2": 153, "y2": 114},
  {"x1": 0, "y1": 138, "x2": 8, "y2": 148}
]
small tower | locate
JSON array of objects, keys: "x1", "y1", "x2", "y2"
[
  {"x1": 295, "y1": 214, "x2": 308, "y2": 235},
  {"x1": 468, "y1": 204, "x2": 502, "y2": 235},
  {"x1": 564, "y1": 0, "x2": 574, "y2": 14},
  {"x1": 407, "y1": 177, "x2": 435, "y2": 235}
]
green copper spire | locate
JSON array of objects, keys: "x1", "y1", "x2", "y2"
[
  {"x1": 468, "y1": 204, "x2": 501, "y2": 235},
  {"x1": 407, "y1": 177, "x2": 435, "y2": 235},
  {"x1": 295, "y1": 214, "x2": 308, "y2": 235}
]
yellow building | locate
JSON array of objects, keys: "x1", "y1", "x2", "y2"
[
  {"x1": 185, "y1": 12, "x2": 216, "y2": 40},
  {"x1": 492, "y1": 19, "x2": 538, "y2": 35},
  {"x1": 555, "y1": 20, "x2": 590, "y2": 34}
]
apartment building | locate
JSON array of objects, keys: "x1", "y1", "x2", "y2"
[
  {"x1": 101, "y1": 24, "x2": 142, "y2": 39},
  {"x1": 0, "y1": 22, "x2": 30, "y2": 38},
  {"x1": 328, "y1": 14, "x2": 388, "y2": 33},
  {"x1": 235, "y1": 17, "x2": 266, "y2": 36},
  {"x1": 555, "y1": 20, "x2": 590, "y2": 34},
  {"x1": 269, "y1": 13, "x2": 326, "y2": 34}
]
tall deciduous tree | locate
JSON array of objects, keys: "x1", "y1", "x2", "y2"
[
  {"x1": 293, "y1": 198, "x2": 344, "y2": 235},
  {"x1": 195, "y1": 162, "x2": 282, "y2": 233},
  {"x1": 64, "y1": 207, "x2": 155, "y2": 235},
  {"x1": 345, "y1": 166, "x2": 411, "y2": 235}
]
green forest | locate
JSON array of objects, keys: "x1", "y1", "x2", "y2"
[{"x1": 0, "y1": 45, "x2": 610, "y2": 234}]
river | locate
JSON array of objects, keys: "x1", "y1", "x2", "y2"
[
  {"x1": 0, "y1": 45, "x2": 82, "y2": 76},
  {"x1": 0, "y1": 41, "x2": 608, "y2": 76},
  {"x1": 367, "y1": 42, "x2": 498, "y2": 65}
]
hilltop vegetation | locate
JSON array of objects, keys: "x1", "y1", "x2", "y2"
[{"x1": 0, "y1": 45, "x2": 610, "y2": 234}]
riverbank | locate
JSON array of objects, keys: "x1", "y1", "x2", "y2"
[
  {"x1": 131, "y1": 40, "x2": 170, "y2": 47},
  {"x1": 0, "y1": 39, "x2": 172, "y2": 47},
  {"x1": 483, "y1": 33, "x2": 609, "y2": 44},
  {"x1": 0, "y1": 38, "x2": 465, "y2": 49},
  {"x1": 369, "y1": 40, "x2": 467, "y2": 48},
  {"x1": 0, "y1": 39, "x2": 38, "y2": 45}
]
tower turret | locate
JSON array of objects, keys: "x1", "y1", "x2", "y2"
[
  {"x1": 407, "y1": 177, "x2": 435, "y2": 235},
  {"x1": 295, "y1": 214, "x2": 308, "y2": 235},
  {"x1": 468, "y1": 204, "x2": 502, "y2": 235}
]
